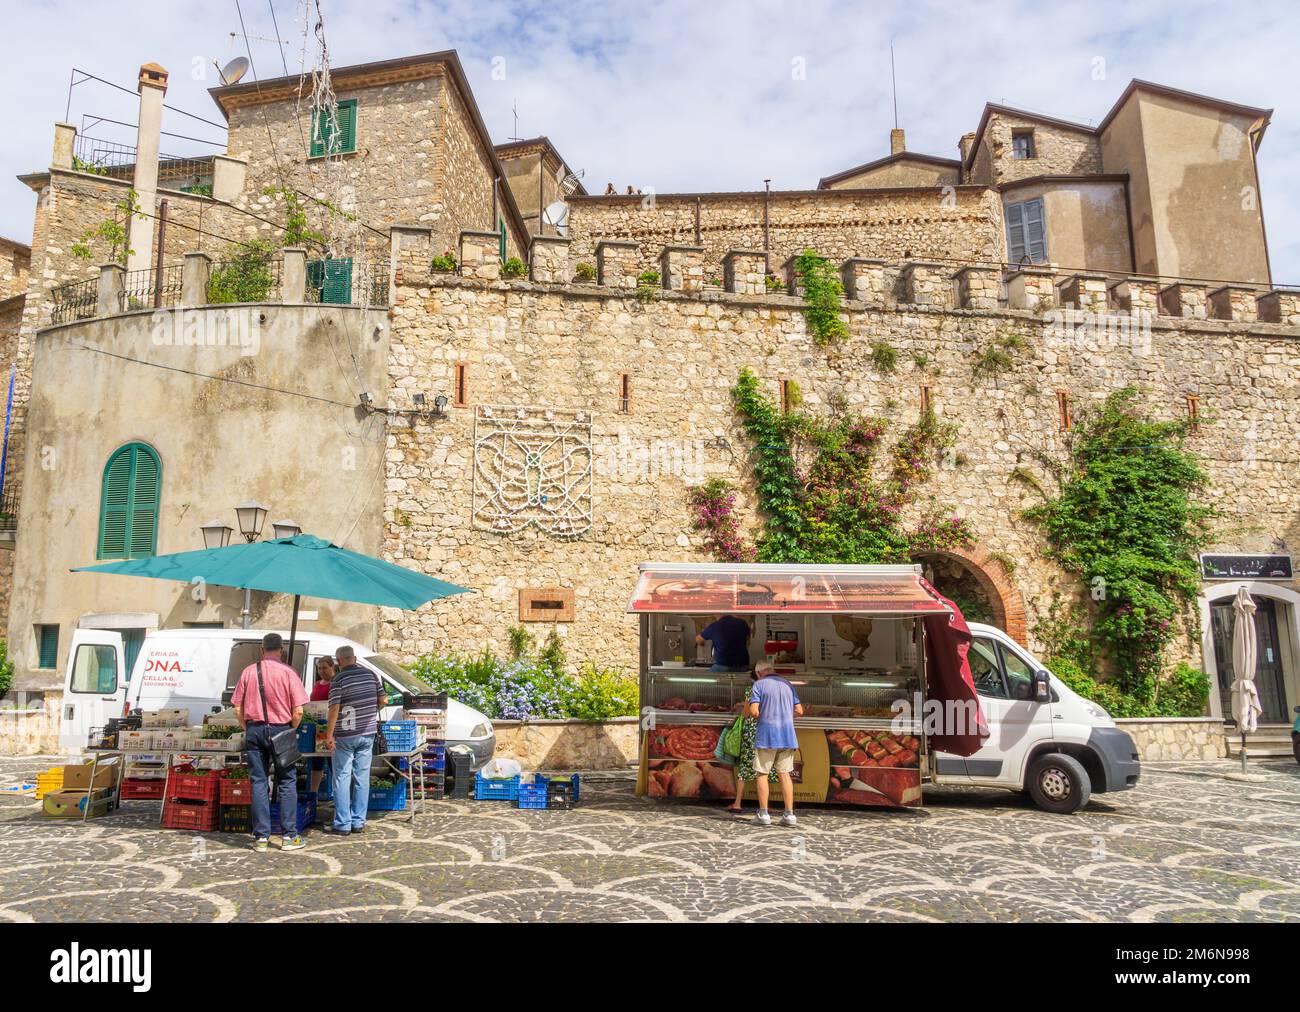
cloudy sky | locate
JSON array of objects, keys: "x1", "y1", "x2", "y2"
[{"x1": 2, "y1": 0, "x2": 1297, "y2": 281}]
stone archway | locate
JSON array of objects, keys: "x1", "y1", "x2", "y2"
[{"x1": 913, "y1": 544, "x2": 1027, "y2": 643}]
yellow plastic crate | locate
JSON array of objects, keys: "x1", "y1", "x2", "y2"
[{"x1": 35, "y1": 768, "x2": 64, "y2": 799}]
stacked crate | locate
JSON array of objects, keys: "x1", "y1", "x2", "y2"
[
  {"x1": 161, "y1": 767, "x2": 225, "y2": 832},
  {"x1": 403, "y1": 692, "x2": 448, "y2": 801}
]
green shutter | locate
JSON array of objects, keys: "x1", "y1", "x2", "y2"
[
  {"x1": 1024, "y1": 198, "x2": 1047, "y2": 263},
  {"x1": 321, "y1": 258, "x2": 353, "y2": 304},
  {"x1": 499, "y1": 218, "x2": 507, "y2": 263},
  {"x1": 38, "y1": 625, "x2": 59, "y2": 669},
  {"x1": 311, "y1": 100, "x2": 356, "y2": 157},
  {"x1": 339, "y1": 101, "x2": 356, "y2": 153},
  {"x1": 98, "y1": 443, "x2": 161, "y2": 560}
]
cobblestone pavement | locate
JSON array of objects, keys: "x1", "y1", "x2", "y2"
[{"x1": 0, "y1": 757, "x2": 1297, "y2": 923}]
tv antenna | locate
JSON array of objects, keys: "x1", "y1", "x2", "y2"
[
  {"x1": 890, "y1": 42, "x2": 899, "y2": 129},
  {"x1": 509, "y1": 99, "x2": 522, "y2": 142}
]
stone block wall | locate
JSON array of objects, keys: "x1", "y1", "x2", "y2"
[
  {"x1": 970, "y1": 112, "x2": 1104, "y2": 186},
  {"x1": 565, "y1": 187, "x2": 1005, "y2": 285},
  {"x1": 492, "y1": 717, "x2": 639, "y2": 770},
  {"x1": 1114, "y1": 718, "x2": 1227, "y2": 762}
]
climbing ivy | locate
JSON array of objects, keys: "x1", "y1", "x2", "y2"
[
  {"x1": 1023, "y1": 387, "x2": 1217, "y2": 704},
  {"x1": 793, "y1": 249, "x2": 849, "y2": 345},
  {"x1": 690, "y1": 368, "x2": 971, "y2": 564}
]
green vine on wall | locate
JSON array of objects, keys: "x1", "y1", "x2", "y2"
[
  {"x1": 71, "y1": 188, "x2": 142, "y2": 265},
  {"x1": 794, "y1": 249, "x2": 849, "y2": 345},
  {"x1": 1023, "y1": 387, "x2": 1217, "y2": 706},
  {"x1": 687, "y1": 368, "x2": 972, "y2": 564}
]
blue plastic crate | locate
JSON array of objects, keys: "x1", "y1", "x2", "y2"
[
  {"x1": 367, "y1": 779, "x2": 408, "y2": 812},
  {"x1": 473, "y1": 772, "x2": 520, "y2": 801},
  {"x1": 269, "y1": 793, "x2": 317, "y2": 833},
  {"x1": 296, "y1": 723, "x2": 317, "y2": 754},
  {"x1": 516, "y1": 784, "x2": 549, "y2": 809},
  {"x1": 533, "y1": 773, "x2": 580, "y2": 803},
  {"x1": 378, "y1": 721, "x2": 420, "y2": 753}
]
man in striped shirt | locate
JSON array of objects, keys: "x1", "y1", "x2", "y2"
[{"x1": 322, "y1": 646, "x2": 386, "y2": 834}]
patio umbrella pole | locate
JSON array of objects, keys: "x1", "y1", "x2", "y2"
[{"x1": 287, "y1": 594, "x2": 301, "y2": 676}]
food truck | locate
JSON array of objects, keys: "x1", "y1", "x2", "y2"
[{"x1": 630, "y1": 562, "x2": 1142, "y2": 813}]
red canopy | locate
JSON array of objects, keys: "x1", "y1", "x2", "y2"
[{"x1": 921, "y1": 583, "x2": 989, "y2": 757}]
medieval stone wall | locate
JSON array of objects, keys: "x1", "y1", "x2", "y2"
[
  {"x1": 972, "y1": 113, "x2": 1104, "y2": 186},
  {"x1": 381, "y1": 249, "x2": 1300, "y2": 675},
  {"x1": 564, "y1": 188, "x2": 1006, "y2": 281}
]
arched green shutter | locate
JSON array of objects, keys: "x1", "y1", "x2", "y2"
[{"x1": 97, "y1": 443, "x2": 161, "y2": 560}]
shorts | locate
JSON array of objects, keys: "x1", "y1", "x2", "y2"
[{"x1": 753, "y1": 748, "x2": 796, "y2": 775}]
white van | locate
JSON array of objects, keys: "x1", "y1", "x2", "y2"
[
  {"x1": 57, "y1": 627, "x2": 496, "y2": 768},
  {"x1": 933, "y1": 622, "x2": 1141, "y2": 813}
]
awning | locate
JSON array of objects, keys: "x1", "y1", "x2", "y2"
[{"x1": 627, "y1": 563, "x2": 953, "y2": 615}]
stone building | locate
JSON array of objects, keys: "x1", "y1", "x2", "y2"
[{"x1": 1, "y1": 49, "x2": 1297, "y2": 756}]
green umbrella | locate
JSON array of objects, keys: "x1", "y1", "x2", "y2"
[{"x1": 74, "y1": 534, "x2": 471, "y2": 666}]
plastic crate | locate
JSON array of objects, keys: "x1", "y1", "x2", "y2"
[
  {"x1": 516, "y1": 784, "x2": 549, "y2": 809},
  {"x1": 163, "y1": 798, "x2": 220, "y2": 832},
  {"x1": 533, "y1": 773, "x2": 581, "y2": 803},
  {"x1": 473, "y1": 772, "x2": 520, "y2": 801},
  {"x1": 269, "y1": 793, "x2": 317, "y2": 834},
  {"x1": 35, "y1": 768, "x2": 64, "y2": 799},
  {"x1": 378, "y1": 721, "x2": 420, "y2": 753},
  {"x1": 120, "y1": 778, "x2": 167, "y2": 801},
  {"x1": 219, "y1": 776, "x2": 254, "y2": 805},
  {"x1": 367, "y1": 779, "x2": 408, "y2": 812},
  {"x1": 296, "y1": 723, "x2": 317, "y2": 754},
  {"x1": 219, "y1": 806, "x2": 253, "y2": 833},
  {"x1": 170, "y1": 769, "x2": 227, "y2": 802},
  {"x1": 402, "y1": 691, "x2": 448, "y2": 710}
]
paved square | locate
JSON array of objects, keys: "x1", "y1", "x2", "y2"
[{"x1": 1, "y1": 757, "x2": 1296, "y2": 922}]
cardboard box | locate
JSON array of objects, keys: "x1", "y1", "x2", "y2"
[
  {"x1": 116, "y1": 730, "x2": 155, "y2": 751},
  {"x1": 62, "y1": 760, "x2": 119, "y2": 792},
  {"x1": 42, "y1": 788, "x2": 115, "y2": 819}
]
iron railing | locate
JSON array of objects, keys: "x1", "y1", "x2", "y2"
[
  {"x1": 71, "y1": 135, "x2": 214, "y2": 193},
  {"x1": 364, "y1": 261, "x2": 390, "y2": 306},
  {"x1": 0, "y1": 487, "x2": 17, "y2": 534},
  {"x1": 118, "y1": 265, "x2": 184, "y2": 311},
  {"x1": 50, "y1": 277, "x2": 99, "y2": 324}
]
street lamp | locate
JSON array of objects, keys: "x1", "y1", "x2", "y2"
[
  {"x1": 199, "y1": 518, "x2": 233, "y2": 550},
  {"x1": 234, "y1": 501, "x2": 269, "y2": 543},
  {"x1": 271, "y1": 519, "x2": 302, "y2": 540}
]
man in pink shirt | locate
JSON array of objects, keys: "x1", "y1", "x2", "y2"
[{"x1": 232, "y1": 633, "x2": 309, "y2": 852}]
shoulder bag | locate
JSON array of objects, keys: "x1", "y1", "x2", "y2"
[{"x1": 257, "y1": 661, "x2": 303, "y2": 773}]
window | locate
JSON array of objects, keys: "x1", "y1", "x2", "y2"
[
  {"x1": 97, "y1": 443, "x2": 161, "y2": 560},
  {"x1": 780, "y1": 379, "x2": 795, "y2": 415},
  {"x1": 1056, "y1": 390, "x2": 1072, "y2": 431},
  {"x1": 310, "y1": 99, "x2": 357, "y2": 157},
  {"x1": 70, "y1": 643, "x2": 118, "y2": 695},
  {"x1": 1006, "y1": 198, "x2": 1047, "y2": 266},
  {"x1": 454, "y1": 363, "x2": 468, "y2": 406},
  {"x1": 619, "y1": 373, "x2": 632, "y2": 414},
  {"x1": 1187, "y1": 395, "x2": 1201, "y2": 435},
  {"x1": 998, "y1": 644, "x2": 1037, "y2": 701},
  {"x1": 968, "y1": 638, "x2": 1008, "y2": 698},
  {"x1": 1011, "y1": 129, "x2": 1036, "y2": 159},
  {"x1": 36, "y1": 624, "x2": 59, "y2": 670},
  {"x1": 920, "y1": 384, "x2": 933, "y2": 415}
]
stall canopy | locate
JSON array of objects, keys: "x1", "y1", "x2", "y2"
[{"x1": 627, "y1": 563, "x2": 954, "y2": 616}]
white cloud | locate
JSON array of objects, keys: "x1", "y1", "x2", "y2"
[{"x1": 1, "y1": 0, "x2": 1296, "y2": 280}]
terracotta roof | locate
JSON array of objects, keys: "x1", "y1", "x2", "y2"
[{"x1": 818, "y1": 151, "x2": 961, "y2": 189}]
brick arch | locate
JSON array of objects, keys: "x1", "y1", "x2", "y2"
[{"x1": 914, "y1": 544, "x2": 1028, "y2": 644}]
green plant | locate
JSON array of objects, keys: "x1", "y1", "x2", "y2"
[
  {"x1": 507, "y1": 625, "x2": 535, "y2": 660},
  {"x1": 71, "y1": 188, "x2": 141, "y2": 264},
  {"x1": 206, "y1": 239, "x2": 277, "y2": 304},
  {"x1": 431, "y1": 251, "x2": 458, "y2": 273},
  {"x1": 687, "y1": 479, "x2": 754, "y2": 562},
  {"x1": 502, "y1": 256, "x2": 527, "y2": 279},
  {"x1": 262, "y1": 185, "x2": 332, "y2": 253},
  {"x1": 538, "y1": 627, "x2": 566, "y2": 676},
  {"x1": 765, "y1": 274, "x2": 785, "y2": 293},
  {"x1": 911, "y1": 352, "x2": 930, "y2": 371},
  {"x1": 574, "y1": 261, "x2": 596, "y2": 281},
  {"x1": 870, "y1": 340, "x2": 899, "y2": 374},
  {"x1": 635, "y1": 270, "x2": 660, "y2": 301},
  {"x1": 0, "y1": 641, "x2": 12, "y2": 699},
  {"x1": 1024, "y1": 387, "x2": 1218, "y2": 705},
  {"x1": 972, "y1": 332, "x2": 1029, "y2": 379},
  {"x1": 72, "y1": 155, "x2": 108, "y2": 176},
  {"x1": 565, "y1": 664, "x2": 640, "y2": 720},
  {"x1": 793, "y1": 249, "x2": 849, "y2": 345}
]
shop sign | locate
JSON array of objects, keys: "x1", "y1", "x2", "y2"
[{"x1": 1199, "y1": 553, "x2": 1293, "y2": 580}]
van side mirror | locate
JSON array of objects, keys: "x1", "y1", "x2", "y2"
[{"x1": 1033, "y1": 669, "x2": 1051, "y2": 702}]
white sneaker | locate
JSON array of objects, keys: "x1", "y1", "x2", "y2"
[
  {"x1": 754, "y1": 810, "x2": 772, "y2": 826},
  {"x1": 780, "y1": 811, "x2": 797, "y2": 828}
]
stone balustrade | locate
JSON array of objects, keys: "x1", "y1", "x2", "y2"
[
  {"x1": 595, "y1": 239, "x2": 639, "y2": 289},
  {"x1": 899, "y1": 261, "x2": 949, "y2": 308},
  {"x1": 952, "y1": 265, "x2": 1001, "y2": 310}
]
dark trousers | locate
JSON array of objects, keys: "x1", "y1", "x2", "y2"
[{"x1": 245, "y1": 722, "x2": 298, "y2": 839}]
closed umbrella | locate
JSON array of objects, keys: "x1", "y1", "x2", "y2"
[
  {"x1": 1230, "y1": 586, "x2": 1261, "y2": 773},
  {"x1": 74, "y1": 534, "x2": 471, "y2": 669}
]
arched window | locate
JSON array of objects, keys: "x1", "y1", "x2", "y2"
[{"x1": 97, "y1": 443, "x2": 161, "y2": 560}]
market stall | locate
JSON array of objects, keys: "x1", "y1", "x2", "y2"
[{"x1": 630, "y1": 562, "x2": 970, "y2": 809}]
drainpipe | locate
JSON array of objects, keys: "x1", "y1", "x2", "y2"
[
  {"x1": 153, "y1": 199, "x2": 168, "y2": 308},
  {"x1": 129, "y1": 63, "x2": 169, "y2": 276}
]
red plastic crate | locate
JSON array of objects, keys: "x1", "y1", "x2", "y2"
[
  {"x1": 120, "y1": 778, "x2": 167, "y2": 801},
  {"x1": 162, "y1": 798, "x2": 219, "y2": 832},
  {"x1": 170, "y1": 770, "x2": 227, "y2": 802},
  {"x1": 219, "y1": 777, "x2": 254, "y2": 805}
]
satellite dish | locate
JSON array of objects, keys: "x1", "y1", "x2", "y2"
[
  {"x1": 216, "y1": 56, "x2": 250, "y2": 86},
  {"x1": 542, "y1": 200, "x2": 569, "y2": 236}
]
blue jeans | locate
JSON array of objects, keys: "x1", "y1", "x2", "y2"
[
  {"x1": 331, "y1": 734, "x2": 374, "y2": 831},
  {"x1": 245, "y1": 722, "x2": 298, "y2": 839}
]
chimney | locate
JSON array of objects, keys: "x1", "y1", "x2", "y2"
[
  {"x1": 128, "y1": 63, "x2": 169, "y2": 274},
  {"x1": 959, "y1": 132, "x2": 976, "y2": 164},
  {"x1": 890, "y1": 128, "x2": 906, "y2": 155}
]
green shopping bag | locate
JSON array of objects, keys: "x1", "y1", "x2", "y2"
[{"x1": 720, "y1": 715, "x2": 745, "y2": 760}]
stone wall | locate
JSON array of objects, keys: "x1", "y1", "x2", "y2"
[
  {"x1": 564, "y1": 188, "x2": 1005, "y2": 282},
  {"x1": 1114, "y1": 717, "x2": 1227, "y2": 761},
  {"x1": 1, "y1": 243, "x2": 30, "y2": 300},
  {"x1": 491, "y1": 717, "x2": 639, "y2": 770},
  {"x1": 381, "y1": 245, "x2": 1300, "y2": 676},
  {"x1": 972, "y1": 112, "x2": 1104, "y2": 185},
  {"x1": 0, "y1": 693, "x2": 61, "y2": 755}
]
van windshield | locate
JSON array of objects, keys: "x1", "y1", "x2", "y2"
[{"x1": 365, "y1": 654, "x2": 426, "y2": 693}]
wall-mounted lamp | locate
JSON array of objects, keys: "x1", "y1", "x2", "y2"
[
  {"x1": 359, "y1": 392, "x2": 374, "y2": 411},
  {"x1": 413, "y1": 393, "x2": 427, "y2": 410},
  {"x1": 433, "y1": 394, "x2": 450, "y2": 415}
]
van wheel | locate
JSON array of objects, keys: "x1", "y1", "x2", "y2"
[{"x1": 1027, "y1": 753, "x2": 1091, "y2": 814}]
